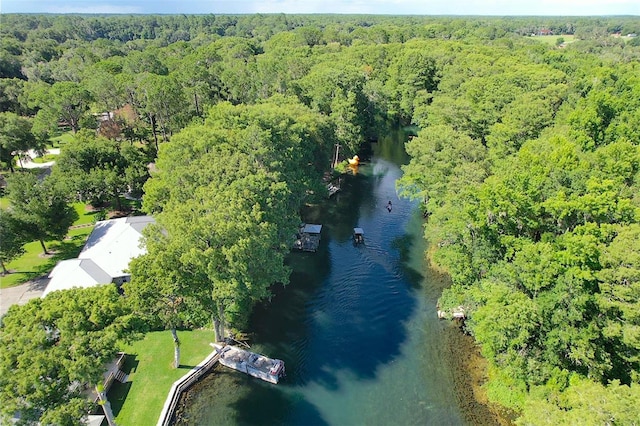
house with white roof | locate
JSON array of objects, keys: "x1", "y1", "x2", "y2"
[{"x1": 42, "y1": 216, "x2": 154, "y2": 297}]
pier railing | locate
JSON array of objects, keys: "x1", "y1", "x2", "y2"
[{"x1": 156, "y1": 346, "x2": 221, "y2": 426}]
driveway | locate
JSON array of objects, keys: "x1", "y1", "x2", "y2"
[
  {"x1": 0, "y1": 276, "x2": 48, "y2": 317},
  {"x1": 19, "y1": 148, "x2": 60, "y2": 169}
]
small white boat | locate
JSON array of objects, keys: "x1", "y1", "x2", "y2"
[
  {"x1": 353, "y1": 227, "x2": 364, "y2": 244},
  {"x1": 213, "y1": 344, "x2": 285, "y2": 384}
]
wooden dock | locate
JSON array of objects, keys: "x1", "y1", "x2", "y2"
[
  {"x1": 293, "y1": 224, "x2": 322, "y2": 252},
  {"x1": 437, "y1": 305, "x2": 467, "y2": 320},
  {"x1": 327, "y1": 183, "x2": 340, "y2": 197}
]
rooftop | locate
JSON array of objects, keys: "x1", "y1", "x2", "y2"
[{"x1": 43, "y1": 216, "x2": 154, "y2": 297}]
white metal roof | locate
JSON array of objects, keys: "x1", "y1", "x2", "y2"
[
  {"x1": 79, "y1": 216, "x2": 155, "y2": 277},
  {"x1": 43, "y1": 259, "x2": 112, "y2": 297},
  {"x1": 302, "y1": 224, "x2": 322, "y2": 234},
  {"x1": 42, "y1": 216, "x2": 154, "y2": 297},
  {"x1": 86, "y1": 415, "x2": 106, "y2": 426}
]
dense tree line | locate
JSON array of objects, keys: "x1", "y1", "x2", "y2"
[
  {"x1": 398, "y1": 25, "x2": 640, "y2": 426},
  {"x1": 1, "y1": 13, "x2": 640, "y2": 424},
  {"x1": 126, "y1": 97, "x2": 335, "y2": 354}
]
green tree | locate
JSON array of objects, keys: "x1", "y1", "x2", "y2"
[
  {"x1": 0, "y1": 285, "x2": 137, "y2": 425},
  {"x1": 0, "y1": 78, "x2": 26, "y2": 114},
  {"x1": 122, "y1": 73, "x2": 188, "y2": 149},
  {"x1": 6, "y1": 173, "x2": 77, "y2": 255},
  {"x1": 32, "y1": 81, "x2": 93, "y2": 134},
  {"x1": 0, "y1": 112, "x2": 44, "y2": 173},
  {"x1": 139, "y1": 99, "x2": 332, "y2": 337},
  {"x1": 84, "y1": 66, "x2": 125, "y2": 114},
  {"x1": 597, "y1": 224, "x2": 640, "y2": 383},
  {"x1": 52, "y1": 130, "x2": 149, "y2": 209},
  {"x1": 518, "y1": 378, "x2": 640, "y2": 425},
  {"x1": 295, "y1": 64, "x2": 367, "y2": 156},
  {"x1": 386, "y1": 44, "x2": 439, "y2": 121},
  {"x1": 0, "y1": 210, "x2": 28, "y2": 274},
  {"x1": 126, "y1": 224, "x2": 211, "y2": 367},
  {"x1": 399, "y1": 123, "x2": 488, "y2": 212}
]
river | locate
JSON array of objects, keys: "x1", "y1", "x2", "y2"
[{"x1": 178, "y1": 130, "x2": 472, "y2": 425}]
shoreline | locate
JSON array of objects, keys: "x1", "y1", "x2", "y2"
[
  {"x1": 173, "y1": 233, "x2": 516, "y2": 425},
  {"x1": 425, "y1": 249, "x2": 516, "y2": 425},
  {"x1": 441, "y1": 322, "x2": 516, "y2": 425}
]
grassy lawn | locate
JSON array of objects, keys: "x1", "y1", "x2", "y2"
[
  {"x1": 73, "y1": 202, "x2": 104, "y2": 226},
  {"x1": 49, "y1": 130, "x2": 75, "y2": 148},
  {"x1": 0, "y1": 201, "x2": 100, "y2": 288},
  {"x1": 111, "y1": 329, "x2": 217, "y2": 426},
  {"x1": 31, "y1": 154, "x2": 59, "y2": 163},
  {"x1": 1, "y1": 226, "x2": 94, "y2": 288}
]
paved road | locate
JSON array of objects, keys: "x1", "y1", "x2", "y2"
[
  {"x1": 0, "y1": 276, "x2": 48, "y2": 317},
  {"x1": 2, "y1": 148, "x2": 59, "y2": 316}
]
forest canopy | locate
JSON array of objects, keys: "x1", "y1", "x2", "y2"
[{"x1": 1, "y1": 13, "x2": 639, "y2": 425}]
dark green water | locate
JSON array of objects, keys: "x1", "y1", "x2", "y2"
[{"x1": 179, "y1": 132, "x2": 465, "y2": 425}]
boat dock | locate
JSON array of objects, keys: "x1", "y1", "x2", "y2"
[
  {"x1": 213, "y1": 344, "x2": 285, "y2": 384},
  {"x1": 437, "y1": 305, "x2": 467, "y2": 320},
  {"x1": 327, "y1": 182, "x2": 340, "y2": 197},
  {"x1": 293, "y1": 223, "x2": 322, "y2": 252}
]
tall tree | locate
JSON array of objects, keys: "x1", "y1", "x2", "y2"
[
  {"x1": 125, "y1": 224, "x2": 212, "y2": 367},
  {"x1": 597, "y1": 224, "x2": 640, "y2": 383},
  {"x1": 32, "y1": 81, "x2": 93, "y2": 134},
  {"x1": 122, "y1": 73, "x2": 188, "y2": 149},
  {"x1": 0, "y1": 112, "x2": 44, "y2": 173},
  {"x1": 0, "y1": 285, "x2": 137, "y2": 425},
  {"x1": 0, "y1": 211, "x2": 28, "y2": 274},
  {"x1": 6, "y1": 173, "x2": 77, "y2": 255},
  {"x1": 52, "y1": 130, "x2": 149, "y2": 209},
  {"x1": 139, "y1": 99, "x2": 333, "y2": 337}
]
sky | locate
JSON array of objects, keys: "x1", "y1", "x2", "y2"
[{"x1": 1, "y1": 0, "x2": 638, "y2": 16}]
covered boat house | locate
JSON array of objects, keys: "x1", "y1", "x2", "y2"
[{"x1": 293, "y1": 224, "x2": 322, "y2": 252}]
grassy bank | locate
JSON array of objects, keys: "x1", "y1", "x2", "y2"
[{"x1": 111, "y1": 329, "x2": 216, "y2": 426}]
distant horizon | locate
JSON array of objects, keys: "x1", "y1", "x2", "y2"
[
  {"x1": 3, "y1": 12, "x2": 640, "y2": 17},
  {"x1": 2, "y1": 0, "x2": 638, "y2": 16}
]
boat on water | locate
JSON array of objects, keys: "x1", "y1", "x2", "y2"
[
  {"x1": 213, "y1": 344, "x2": 285, "y2": 384},
  {"x1": 353, "y1": 227, "x2": 364, "y2": 244}
]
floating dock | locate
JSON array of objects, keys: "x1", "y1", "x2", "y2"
[{"x1": 213, "y1": 344, "x2": 285, "y2": 384}]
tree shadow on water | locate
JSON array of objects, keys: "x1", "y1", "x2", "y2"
[
  {"x1": 392, "y1": 232, "x2": 424, "y2": 289},
  {"x1": 231, "y1": 378, "x2": 328, "y2": 426},
  {"x1": 179, "y1": 367, "x2": 328, "y2": 426},
  {"x1": 227, "y1": 153, "x2": 419, "y2": 422}
]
